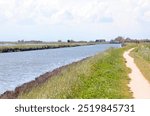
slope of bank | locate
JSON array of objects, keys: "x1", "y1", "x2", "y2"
[
  {"x1": 0, "y1": 42, "x2": 95, "y2": 53},
  {"x1": 0, "y1": 47, "x2": 132, "y2": 99},
  {"x1": 130, "y1": 44, "x2": 150, "y2": 83},
  {"x1": 8, "y1": 47, "x2": 131, "y2": 99}
]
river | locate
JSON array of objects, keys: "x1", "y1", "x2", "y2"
[{"x1": 0, "y1": 44, "x2": 120, "y2": 94}]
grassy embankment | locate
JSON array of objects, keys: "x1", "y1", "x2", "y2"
[
  {"x1": 0, "y1": 42, "x2": 95, "y2": 53},
  {"x1": 131, "y1": 43, "x2": 150, "y2": 83},
  {"x1": 19, "y1": 47, "x2": 132, "y2": 99}
]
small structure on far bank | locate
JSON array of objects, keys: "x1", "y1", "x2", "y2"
[{"x1": 95, "y1": 39, "x2": 106, "y2": 43}]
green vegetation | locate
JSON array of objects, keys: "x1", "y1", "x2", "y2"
[
  {"x1": 19, "y1": 48, "x2": 132, "y2": 99},
  {"x1": 131, "y1": 44, "x2": 150, "y2": 83},
  {"x1": 0, "y1": 42, "x2": 95, "y2": 53}
]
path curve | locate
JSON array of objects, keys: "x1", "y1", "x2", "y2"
[{"x1": 123, "y1": 48, "x2": 150, "y2": 99}]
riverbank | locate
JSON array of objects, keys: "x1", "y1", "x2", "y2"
[
  {"x1": 0, "y1": 59, "x2": 85, "y2": 99},
  {"x1": 130, "y1": 44, "x2": 150, "y2": 83},
  {"x1": 0, "y1": 42, "x2": 96, "y2": 53},
  {"x1": 0, "y1": 47, "x2": 132, "y2": 99}
]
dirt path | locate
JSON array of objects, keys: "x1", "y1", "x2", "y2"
[{"x1": 123, "y1": 48, "x2": 150, "y2": 99}]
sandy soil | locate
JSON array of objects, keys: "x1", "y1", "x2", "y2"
[{"x1": 123, "y1": 48, "x2": 150, "y2": 99}]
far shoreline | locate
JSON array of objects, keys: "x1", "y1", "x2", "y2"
[{"x1": 0, "y1": 42, "x2": 98, "y2": 53}]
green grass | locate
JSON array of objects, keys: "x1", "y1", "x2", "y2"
[
  {"x1": 18, "y1": 47, "x2": 132, "y2": 99},
  {"x1": 131, "y1": 44, "x2": 150, "y2": 83}
]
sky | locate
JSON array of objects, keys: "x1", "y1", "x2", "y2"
[{"x1": 0, "y1": 0, "x2": 150, "y2": 42}]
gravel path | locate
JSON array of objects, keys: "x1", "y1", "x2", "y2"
[{"x1": 123, "y1": 48, "x2": 150, "y2": 99}]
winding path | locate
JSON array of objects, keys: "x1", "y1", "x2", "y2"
[{"x1": 123, "y1": 48, "x2": 150, "y2": 99}]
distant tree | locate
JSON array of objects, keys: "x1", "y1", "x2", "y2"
[
  {"x1": 67, "y1": 40, "x2": 71, "y2": 43},
  {"x1": 125, "y1": 37, "x2": 132, "y2": 42},
  {"x1": 114, "y1": 36, "x2": 125, "y2": 43},
  {"x1": 18, "y1": 40, "x2": 24, "y2": 43},
  {"x1": 67, "y1": 40, "x2": 74, "y2": 43},
  {"x1": 58, "y1": 40, "x2": 62, "y2": 42}
]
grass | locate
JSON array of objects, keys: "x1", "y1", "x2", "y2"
[
  {"x1": 18, "y1": 47, "x2": 132, "y2": 99},
  {"x1": 130, "y1": 43, "x2": 150, "y2": 83},
  {"x1": 0, "y1": 42, "x2": 95, "y2": 53}
]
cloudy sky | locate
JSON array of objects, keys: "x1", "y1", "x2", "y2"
[{"x1": 0, "y1": 0, "x2": 150, "y2": 41}]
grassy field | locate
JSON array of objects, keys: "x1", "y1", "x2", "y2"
[
  {"x1": 131, "y1": 43, "x2": 150, "y2": 83},
  {"x1": 18, "y1": 47, "x2": 132, "y2": 99},
  {"x1": 0, "y1": 42, "x2": 95, "y2": 53}
]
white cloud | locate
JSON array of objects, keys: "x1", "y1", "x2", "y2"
[
  {"x1": 0, "y1": 0, "x2": 120, "y2": 25},
  {"x1": 143, "y1": 11, "x2": 150, "y2": 22},
  {"x1": 0, "y1": 0, "x2": 145, "y2": 25},
  {"x1": 0, "y1": 0, "x2": 150, "y2": 41}
]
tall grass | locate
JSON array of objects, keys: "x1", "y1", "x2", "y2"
[
  {"x1": 134, "y1": 44, "x2": 150, "y2": 62},
  {"x1": 131, "y1": 44, "x2": 150, "y2": 83},
  {"x1": 19, "y1": 48, "x2": 132, "y2": 99}
]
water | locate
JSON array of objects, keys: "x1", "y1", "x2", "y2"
[
  {"x1": 0, "y1": 44, "x2": 16, "y2": 46},
  {"x1": 0, "y1": 44, "x2": 120, "y2": 94}
]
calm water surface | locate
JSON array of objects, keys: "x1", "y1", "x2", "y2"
[
  {"x1": 0, "y1": 44, "x2": 16, "y2": 46},
  {"x1": 0, "y1": 44, "x2": 120, "y2": 94}
]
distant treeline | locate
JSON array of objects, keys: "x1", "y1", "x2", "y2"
[
  {"x1": 1, "y1": 37, "x2": 150, "y2": 45},
  {"x1": 18, "y1": 40, "x2": 43, "y2": 44},
  {"x1": 110, "y1": 36, "x2": 150, "y2": 44}
]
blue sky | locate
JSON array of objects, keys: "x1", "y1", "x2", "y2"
[{"x1": 0, "y1": 0, "x2": 150, "y2": 42}]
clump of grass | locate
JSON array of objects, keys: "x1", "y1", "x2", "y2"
[
  {"x1": 134, "y1": 44, "x2": 150, "y2": 62},
  {"x1": 19, "y1": 48, "x2": 132, "y2": 99}
]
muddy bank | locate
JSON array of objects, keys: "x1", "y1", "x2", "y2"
[{"x1": 0, "y1": 57, "x2": 89, "y2": 99}]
